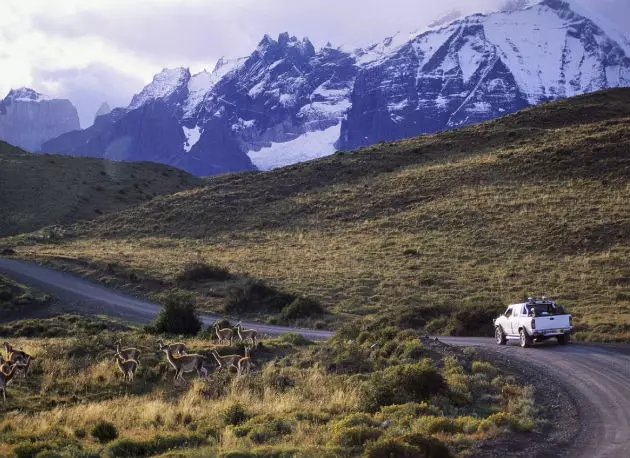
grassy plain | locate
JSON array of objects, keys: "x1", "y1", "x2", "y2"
[
  {"x1": 4, "y1": 89, "x2": 628, "y2": 340},
  {"x1": 0, "y1": 317, "x2": 536, "y2": 457}
]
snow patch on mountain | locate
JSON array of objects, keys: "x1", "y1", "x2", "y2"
[
  {"x1": 183, "y1": 125, "x2": 201, "y2": 152},
  {"x1": 5, "y1": 87, "x2": 50, "y2": 103},
  {"x1": 567, "y1": 0, "x2": 630, "y2": 56},
  {"x1": 129, "y1": 67, "x2": 190, "y2": 110},
  {"x1": 247, "y1": 124, "x2": 340, "y2": 170}
]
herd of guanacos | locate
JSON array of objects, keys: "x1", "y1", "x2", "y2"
[{"x1": 0, "y1": 321, "x2": 259, "y2": 404}]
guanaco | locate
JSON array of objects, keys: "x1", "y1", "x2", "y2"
[
  {"x1": 0, "y1": 362, "x2": 19, "y2": 405},
  {"x1": 115, "y1": 339, "x2": 141, "y2": 361},
  {"x1": 159, "y1": 342, "x2": 206, "y2": 383},
  {"x1": 237, "y1": 346, "x2": 253, "y2": 376},
  {"x1": 212, "y1": 322, "x2": 234, "y2": 346},
  {"x1": 235, "y1": 323, "x2": 258, "y2": 346},
  {"x1": 157, "y1": 339, "x2": 187, "y2": 355},
  {"x1": 114, "y1": 353, "x2": 138, "y2": 382}
]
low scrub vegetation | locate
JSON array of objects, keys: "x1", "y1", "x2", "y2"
[
  {"x1": 0, "y1": 316, "x2": 537, "y2": 457},
  {"x1": 151, "y1": 290, "x2": 202, "y2": 335}
]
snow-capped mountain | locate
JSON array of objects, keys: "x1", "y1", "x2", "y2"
[
  {"x1": 42, "y1": 0, "x2": 629, "y2": 175},
  {"x1": 0, "y1": 88, "x2": 80, "y2": 151}
]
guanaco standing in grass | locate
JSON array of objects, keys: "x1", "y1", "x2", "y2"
[
  {"x1": 3, "y1": 342, "x2": 33, "y2": 377},
  {"x1": 115, "y1": 339, "x2": 141, "y2": 361},
  {"x1": 235, "y1": 322, "x2": 258, "y2": 346},
  {"x1": 210, "y1": 350, "x2": 241, "y2": 372},
  {"x1": 158, "y1": 341, "x2": 206, "y2": 384},
  {"x1": 237, "y1": 346, "x2": 253, "y2": 376},
  {"x1": 0, "y1": 361, "x2": 19, "y2": 405},
  {"x1": 212, "y1": 322, "x2": 234, "y2": 346},
  {"x1": 157, "y1": 339, "x2": 187, "y2": 355},
  {"x1": 114, "y1": 353, "x2": 138, "y2": 382}
]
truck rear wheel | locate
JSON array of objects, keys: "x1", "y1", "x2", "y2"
[
  {"x1": 557, "y1": 334, "x2": 570, "y2": 345},
  {"x1": 495, "y1": 326, "x2": 507, "y2": 345},
  {"x1": 519, "y1": 329, "x2": 532, "y2": 348}
]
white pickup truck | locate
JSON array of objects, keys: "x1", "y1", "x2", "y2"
[{"x1": 494, "y1": 297, "x2": 573, "y2": 347}]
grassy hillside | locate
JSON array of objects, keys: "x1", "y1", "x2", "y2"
[
  {"x1": 0, "y1": 141, "x2": 202, "y2": 237},
  {"x1": 0, "y1": 317, "x2": 535, "y2": 457},
  {"x1": 5, "y1": 89, "x2": 630, "y2": 340}
]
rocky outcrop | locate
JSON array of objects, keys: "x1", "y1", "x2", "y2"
[{"x1": 0, "y1": 88, "x2": 80, "y2": 151}]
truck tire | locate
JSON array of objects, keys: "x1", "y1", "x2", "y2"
[
  {"x1": 557, "y1": 334, "x2": 570, "y2": 345},
  {"x1": 519, "y1": 329, "x2": 532, "y2": 348},
  {"x1": 495, "y1": 326, "x2": 507, "y2": 345}
]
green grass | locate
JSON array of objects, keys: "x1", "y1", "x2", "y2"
[
  {"x1": 0, "y1": 316, "x2": 535, "y2": 457},
  {"x1": 0, "y1": 140, "x2": 203, "y2": 237},
  {"x1": 0, "y1": 275, "x2": 50, "y2": 316},
  {"x1": 4, "y1": 89, "x2": 630, "y2": 340}
]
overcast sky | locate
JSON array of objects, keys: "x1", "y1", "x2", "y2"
[{"x1": 1, "y1": 0, "x2": 625, "y2": 127}]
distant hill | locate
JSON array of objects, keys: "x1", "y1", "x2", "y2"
[
  {"x1": 8, "y1": 89, "x2": 630, "y2": 340},
  {"x1": 0, "y1": 141, "x2": 202, "y2": 237}
]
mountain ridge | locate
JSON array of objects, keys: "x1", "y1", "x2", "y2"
[{"x1": 40, "y1": 0, "x2": 630, "y2": 175}]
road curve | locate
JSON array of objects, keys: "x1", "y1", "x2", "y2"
[
  {"x1": 1, "y1": 257, "x2": 629, "y2": 457},
  {"x1": 0, "y1": 257, "x2": 333, "y2": 341},
  {"x1": 441, "y1": 337, "x2": 630, "y2": 458}
]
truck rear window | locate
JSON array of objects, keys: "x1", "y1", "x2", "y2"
[{"x1": 529, "y1": 303, "x2": 565, "y2": 316}]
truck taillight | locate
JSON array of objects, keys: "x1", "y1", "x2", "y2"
[{"x1": 531, "y1": 319, "x2": 536, "y2": 330}]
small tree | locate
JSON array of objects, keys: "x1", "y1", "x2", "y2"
[{"x1": 153, "y1": 290, "x2": 202, "y2": 335}]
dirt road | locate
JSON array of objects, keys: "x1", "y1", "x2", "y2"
[{"x1": 1, "y1": 257, "x2": 629, "y2": 457}]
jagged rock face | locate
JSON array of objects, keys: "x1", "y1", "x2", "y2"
[
  {"x1": 0, "y1": 88, "x2": 80, "y2": 152},
  {"x1": 94, "y1": 102, "x2": 112, "y2": 122},
  {"x1": 339, "y1": 0, "x2": 630, "y2": 150},
  {"x1": 41, "y1": 1, "x2": 630, "y2": 175}
]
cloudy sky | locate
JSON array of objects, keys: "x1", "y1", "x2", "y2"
[{"x1": 1, "y1": 0, "x2": 625, "y2": 127}]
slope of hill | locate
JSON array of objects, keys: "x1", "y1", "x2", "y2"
[
  {"x1": 0, "y1": 141, "x2": 202, "y2": 237},
  {"x1": 8, "y1": 89, "x2": 630, "y2": 340}
]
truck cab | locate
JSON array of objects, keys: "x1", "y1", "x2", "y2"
[{"x1": 494, "y1": 297, "x2": 573, "y2": 347}]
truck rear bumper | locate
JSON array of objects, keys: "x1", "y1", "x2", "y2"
[{"x1": 533, "y1": 328, "x2": 572, "y2": 337}]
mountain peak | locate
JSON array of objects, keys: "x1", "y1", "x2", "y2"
[
  {"x1": 4, "y1": 87, "x2": 49, "y2": 103},
  {"x1": 128, "y1": 67, "x2": 191, "y2": 110},
  {"x1": 255, "y1": 33, "x2": 315, "y2": 58}
]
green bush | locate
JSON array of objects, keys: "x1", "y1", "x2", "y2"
[
  {"x1": 363, "y1": 439, "x2": 420, "y2": 458},
  {"x1": 328, "y1": 426, "x2": 382, "y2": 454},
  {"x1": 225, "y1": 280, "x2": 296, "y2": 315},
  {"x1": 281, "y1": 297, "x2": 325, "y2": 320},
  {"x1": 103, "y1": 433, "x2": 206, "y2": 457},
  {"x1": 278, "y1": 332, "x2": 313, "y2": 346},
  {"x1": 360, "y1": 361, "x2": 447, "y2": 412},
  {"x1": 13, "y1": 443, "x2": 50, "y2": 458},
  {"x1": 223, "y1": 403, "x2": 250, "y2": 426},
  {"x1": 177, "y1": 262, "x2": 231, "y2": 282},
  {"x1": 153, "y1": 290, "x2": 202, "y2": 335},
  {"x1": 90, "y1": 421, "x2": 118, "y2": 444}
]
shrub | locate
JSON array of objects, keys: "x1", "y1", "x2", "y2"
[
  {"x1": 0, "y1": 290, "x2": 14, "y2": 302},
  {"x1": 363, "y1": 439, "x2": 420, "y2": 458},
  {"x1": 223, "y1": 403, "x2": 250, "y2": 426},
  {"x1": 281, "y1": 297, "x2": 325, "y2": 320},
  {"x1": 177, "y1": 262, "x2": 231, "y2": 283},
  {"x1": 224, "y1": 280, "x2": 295, "y2": 315},
  {"x1": 399, "y1": 434, "x2": 452, "y2": 458},
  {"x1": 248, "y1": 419, "x2": 292, "y2": 444},
  {"x1": 328, "y1": 426, "x2": 382, "y2": 453},
  {"x1": 153, "y1": 290, "x2": 202, "y2": 335},
  {"x1": 103, "y1": 434, "x2": 206, "y2": 457},
  {"x1": 360, "y1": 361, "x2": 447, "y2": 412},
  {"x1": 90, "y1": 421, "x2": 118, "y2": 444},
  {"x1": 278, "y1": 332, "x2": 313, "y2": 346}
]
